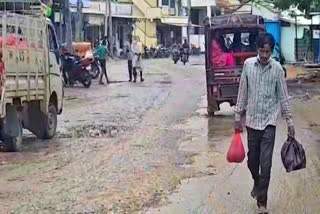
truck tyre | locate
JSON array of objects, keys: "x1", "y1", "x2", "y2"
[
  {"x1": 42, "y1": 103, "x2": 57, "y2": 140},
  {"x1": 1, "y1": 121, "x2": 23, "y2": 152}
]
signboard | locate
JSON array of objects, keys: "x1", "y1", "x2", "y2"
[
  {"x1": 182, "y1": 0, "x2": 216, "y2": 7},
  {"x1": 88, "y1": 15, "x2": 104, "y2": 26}
]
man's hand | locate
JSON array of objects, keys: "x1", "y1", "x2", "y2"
[
  {"x1": 234, "y1": 120, "x2": 243, "y2": 133},
  {"x1": 288, "y1": 126, "x2": 295, "y2": 139}
]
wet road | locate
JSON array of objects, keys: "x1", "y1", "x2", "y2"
[{"x1": 0, "y1": 56, "x2": 320, "y2": 213}]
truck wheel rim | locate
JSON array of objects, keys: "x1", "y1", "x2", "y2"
[{"x1": 48, "y1": 111, "x2": 56, "y2": 131}]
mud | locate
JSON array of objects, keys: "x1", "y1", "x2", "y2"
[{"x1": 1, "y1": 56, "x2": 320, "y2": 213}]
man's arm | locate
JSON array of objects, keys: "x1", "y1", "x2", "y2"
[
  {"x1": 106, "y1": 46, "x2": 114, "y2": 60},
  {"x1": 234, "y1": 62, "x2": 248, "y2": 122},
  {"x1": 93, "y1": 46, "x2": 101, "y2": 57},
  {"x1": 277, "y1": 66, "x2": 295, "y2": 137}
]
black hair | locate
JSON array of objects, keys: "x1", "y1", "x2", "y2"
[{"x1": 257, "y1": 32, "x2": 275, "y2": 50}]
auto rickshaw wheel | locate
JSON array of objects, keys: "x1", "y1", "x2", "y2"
[{"x1": 207, "y1": 98, "x2": 218, "y2": 116}]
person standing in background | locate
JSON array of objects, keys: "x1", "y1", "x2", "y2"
[
  {"x1": 94, "y1": 40, "x2": 109, "y2": 85},
  {"x1": 132, "y1": 36, "x2": 144, "y2": 83},
  {"x1": 125, "y1": 36, "x2": 134, "y2": 82}
]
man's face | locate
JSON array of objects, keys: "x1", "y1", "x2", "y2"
[{"x1": 258, "y1": 44, "x2": 272, "y2": 65}]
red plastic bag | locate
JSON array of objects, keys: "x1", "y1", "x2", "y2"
[{"x1": 227, "y1": 132, "x2": 245, "y2": 163}]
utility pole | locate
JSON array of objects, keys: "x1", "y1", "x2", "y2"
[
  {"x1": 187, "y1": 0, "x2": 191, "y2": 49},
  {"x1": 108, "y1": 0, "x2": 113, "y2": 56},
  {"x1": 104, "y1": 0, "x2": 108, "y2": 40},
  {"x1": 65, "y1": 0, "x2": 73, "y2": 53},
  {"x1": 75, "y1": 0, "x2": 83, "y2": 42}
]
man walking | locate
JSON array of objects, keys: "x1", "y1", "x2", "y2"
[
  {"x1": 94, "y1": 40, "x2": 109, "y2": 85},
  {"x1": 234, "y1": 33, "x2": 295, "y2": 214},
  {"x1": 132, "y1": 36, "x2": 144, "y2": 82},
  {"x1": 125, "y1": 36, "x2": 134, "y2": 82},
  {"x1": 181, "y1": 39, "x2": 189, "y2": 61}
]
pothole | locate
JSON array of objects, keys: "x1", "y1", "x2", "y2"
[
  {"x1": 111, "y1": 94, "x2": 130, "y2": 98},
  {"x1": 155, "y1": 81, "x2": 172, "y2": 85},
  {"x1": 145, "y1": 72, "x2": 168, "y2": 76},
  {"x1": 58, "y1": 125, "x2": 129, "y2": 138}
]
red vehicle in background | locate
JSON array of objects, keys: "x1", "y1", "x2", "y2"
[{"x1": 204, "y1": 14, "x2": 266, "y2": 115}]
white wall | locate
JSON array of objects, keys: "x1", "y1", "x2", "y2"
[
  {"x1": 190, "y1": 34, "x2": 205, "y2": 52},
  {"x1": 281, "y1": 24, "x2": 309, "y2": 63},
  {"x1": 251, "y1": 4, "x2": 279, "y2": 20}
]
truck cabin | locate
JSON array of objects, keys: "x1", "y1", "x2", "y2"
[
  {"x1": 204, "y1": 15, "x2": 265, "y2": 70},
  {"x1": 0, "y1": 0, "x2": 59, "y2": 87}
]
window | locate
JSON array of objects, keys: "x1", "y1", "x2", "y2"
[
  {"x1": 210, "y1": 30, "x2": 260, "y2": 67},
  {"x1": 48, "y1": 25, "x2": 59, "y2": 64},
  {"x1": 48, "y1": 26, "x2": 58, "y2": 51},
  {"x1": 162, "y1": 0, "x2": 169, "y2": 6},
  {"x1": 162, "y1": 0, "x2": 175, "y2": 8},
  {"x1": 170, "y1": 0, "x2": 175, "y2": 8}
]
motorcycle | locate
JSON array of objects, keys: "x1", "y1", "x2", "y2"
[
  {"x1": 88, "y1": 56, "x2": 101, "y2": 79},
  {"x1": 144, "y1": 46, "x2": 151, "y2": 59},
  {"x1": 172, "y1": 47, "x2": 180, "y2": 64},
  {"x1": 181, "y1": 48, "x2": 189, "y2": 65},
  {"x1": 163, "y1": 47, "x2": 171, "y2": 58},
  {"x1": 152, "y1": 45, "x2": 161, "y2": 58},
  {"x1": 62, "y1": 53, "x2": 92, "y2": 88}
]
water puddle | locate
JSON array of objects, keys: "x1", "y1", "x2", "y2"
[
  {"x1": 146, "y1": 96, "x2": 238, "y2": 213},
  {"x1": 155, "y1": 81, "x2": 172, "y2": 85}
]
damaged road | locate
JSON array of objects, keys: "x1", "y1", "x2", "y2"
[{"x1": 0, "y1": 57, "x2": 320, "y2": 213}]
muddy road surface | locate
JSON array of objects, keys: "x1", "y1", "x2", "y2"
[{"x1": 1, "y1": 57, "x2": 320, "y2": 214}]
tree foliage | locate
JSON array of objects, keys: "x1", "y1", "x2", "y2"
[{"x1": 259, "y1": 0, "x2": 320, "y2": 15}]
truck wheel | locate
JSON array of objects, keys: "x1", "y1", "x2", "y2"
[
  {"x1": 42, "y1": 103, "x2": 57, "y2": 140},
  {"x1": 0, "y1": 122, "x2": 23, "y2": 152}
]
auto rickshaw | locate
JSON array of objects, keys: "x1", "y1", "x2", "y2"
[{"x1": 204, "y1": 14, "x2": 266, "y2": 115}]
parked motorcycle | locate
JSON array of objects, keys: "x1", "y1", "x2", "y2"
[
  {"x1": 144, "y1": 46, "x2": 151, "y2": 59},
  {"x1": 62, "y1": 53, "x2": 92, "y2": 88},
  {"x1": 151, "y1": 45, "x2": 161, "y2": 58},
  {"x1": 163, "y1": 47, "x2": 171, "y2": 58}
]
